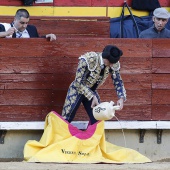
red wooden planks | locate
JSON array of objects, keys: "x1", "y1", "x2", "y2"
[
  {"x1": 74, "y1": 105, "x2": 151, "y2": 121},
  {"x1": 100, "y1": 74, "x2": 151, "y2": 90},
  {"x1": 152, "y1": 39, "x2": 170, "y2": 121},
  {"x1": 0, "y1": 16, "x2": 110, "y2": 38},
  {"x1": 152, "y1": 74, "x2": 170, "y2": 89},
  {"x1": 54, "y1": 0, "x2": 91, "y2": 6},
  {"x1": 0, "y1": 0, "x2": 52, "y2": 6},
  {"x1": 0, "y1": 0, "x2": 169, "y2": 7},
  {"x1": 91, "y1": 0, "x2": 169, "y2": 7},
  {"x1": 0, "y1": 105, "x2": 61, "y2": 121},
  {"x1": 0, "y1": 74, "x2": 73, "y2": 90},
  {"x1": 152, "y1": 58, "x2": 170, "y2": 73},
  {"x1": 152, "y1": 90, "x2": 170, "y2": 105},
  {"x1": 152, "y1": 105, "x2": 170, "y2": 120},
  {"x1": 153, "y1": 39, "x2": 170, "y2": 58},
  {"x1": 0, "y1": 39, "x2": 169, "y2": 121}
]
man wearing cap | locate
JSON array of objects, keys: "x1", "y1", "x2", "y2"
[
  {"x1": 62, "y1": 45, "x2": 126, "y2": 125},
  {"x1": 139, "y1": 7, "x2": 170, "y2": 38}
]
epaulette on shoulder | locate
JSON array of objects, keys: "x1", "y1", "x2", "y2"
[{"x1": 79, "y1": 52, "x2": 99, "y2": 71}]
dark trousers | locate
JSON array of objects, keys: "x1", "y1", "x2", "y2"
[{"x1": 65, "y1": 94, "x2": 98, "y2": 125}]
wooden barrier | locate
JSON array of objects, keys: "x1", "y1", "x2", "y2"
[
  {"x1": 152, "y1": 39, "x2": 170, "y2": 120},
  {"x1": 0, "y1": 16, "x2": 110, "y2": 38},
  {"x1": 0, "y1": 38, "x2": 169, "y2": 124},
  {"x1": 0, "y1": 0, "x2": 169, "y2": 7}
]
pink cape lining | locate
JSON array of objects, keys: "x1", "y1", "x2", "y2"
[{"x1": 52, "y1": 111, "x2": 100, "y2": 140}]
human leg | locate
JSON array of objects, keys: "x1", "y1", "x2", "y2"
[
  {"x1": 82, "y1": 97, "x2": 98, "y2": 125},
  {"x1": 62, "y1": 86, "x2": 83, "y2": 122}
]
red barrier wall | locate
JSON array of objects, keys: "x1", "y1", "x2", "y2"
[
  {"x1": 0, "y1": 38, "x2": 169, "y2": 122},
  {"x1": 0, "y1": 16, "x2": 110, "y2": 38},
  {"x1": 0, "y1": 0, "x2": 169, "y2": 7}
]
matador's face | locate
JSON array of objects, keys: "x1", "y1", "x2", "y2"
[{"x1": 103, "y1": 58, "x2": 114, "y2": 67}]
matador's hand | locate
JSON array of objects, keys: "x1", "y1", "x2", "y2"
[
  {"x1": 117, "y1": 98, "x2": 124, "y2": 110},
  {"x1": 91, "y1": 95, "x2": 99, "y2": 108}
]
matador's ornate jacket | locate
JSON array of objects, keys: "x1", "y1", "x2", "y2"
[{"x1": 62, "y1": 52, "x2": 126, "y2": 120}]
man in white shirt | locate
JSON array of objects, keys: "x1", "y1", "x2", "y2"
[{"x1": 0, "y1": 8, "x2": 56, "y2": 41}]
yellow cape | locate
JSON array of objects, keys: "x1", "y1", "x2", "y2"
[{"x1": 24, "y1": 111, "x2": 151, "y2": 163}]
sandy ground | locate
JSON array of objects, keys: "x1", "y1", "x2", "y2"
[{"x1": 0, "y1": 162, "x2": 170, "y2": 170}]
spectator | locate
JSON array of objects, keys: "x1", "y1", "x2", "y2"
[
  {"x1": 0, "y1": 8, "x2": 56, "y2": 41},
  {"x1": 139, "y1": 8, "x2": 170, "y2": 38},
  {"x1": 62, "y1": 45, "x2": 126, "y2": 125}
]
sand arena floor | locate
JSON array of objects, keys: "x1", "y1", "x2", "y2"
[{"x1": 0, "y1": 162, "x2": 170, "y2": 170}]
